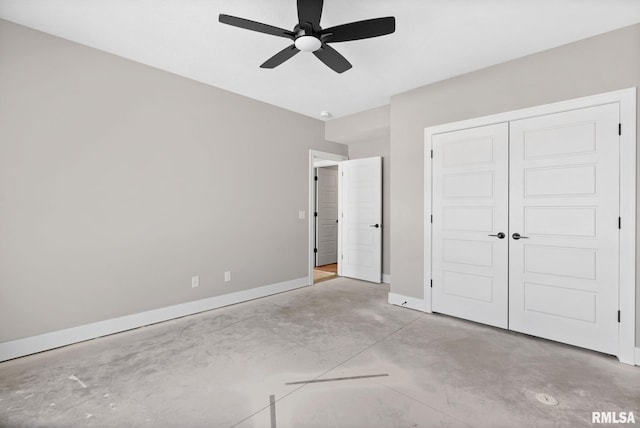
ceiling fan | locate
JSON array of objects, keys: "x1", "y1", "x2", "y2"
[{"x1": 219, "y1": 0, "x2": 396, "y2": 73}]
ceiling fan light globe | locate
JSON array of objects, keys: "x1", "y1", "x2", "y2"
[{"x1": 295, "y1": 36, "x2": 321, "y2": 52}]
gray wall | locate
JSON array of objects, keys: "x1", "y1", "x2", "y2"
[
  {"x1": 0, "y1": 20, "x2": 346, "y2": 343},
  {"x1": 325, "y1": 105, "x2": 390, "y2": 144},
  {"x1": 389, "y1": 23, "x2": 640, "y2": 345}
]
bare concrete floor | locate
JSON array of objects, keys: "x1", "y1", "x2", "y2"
[{"x1": 1, "y1": 277, "x2": 638, "y2": 427}]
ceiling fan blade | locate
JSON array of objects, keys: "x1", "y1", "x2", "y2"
[
  {"x1": 260, "y1": 45, "x2": 300, "y2": 69},
  {"x1": 219, "y1": 14, "x2": 294, "y2": 39},
  {"x1": 297, "y1": 0, "x2": 324, "y2": 27},
  {"x1": 321, "y1": 17, "x2": 396, "y2": 43},
  {"x1": 313, "y1": 43, "x2": 352, "y2": 74}
]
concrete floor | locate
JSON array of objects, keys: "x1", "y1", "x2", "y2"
[{"x1": 0, "y1": 278, "x2": 638, "y2": 427}]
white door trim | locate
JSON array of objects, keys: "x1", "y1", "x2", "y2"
[
  {"x1": 424, "y1": 87, "x2": 637, "y2": 364},
  {"x1": 309, "y1": 150, "x2": 348, "y2": 285}
]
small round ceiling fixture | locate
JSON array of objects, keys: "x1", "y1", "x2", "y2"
[{"x1": 295, "y1": 36, "x2": 321, "y2": 52}]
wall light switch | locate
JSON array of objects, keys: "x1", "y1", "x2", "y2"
[
  {"x1": 191, "y1": 276, "x2": 200, "y2": 288},
  {"x1": 298, "y1": 210, "x2": 305, "y2": 220},
  {"x1": 224, "y1": 271, "x2": 231, "y2": 282}
]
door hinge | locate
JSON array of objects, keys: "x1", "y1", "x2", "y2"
[
  {"x1": 619, "y1": 123, "x2": 622, "y2": 136},
  {"x1": 341, "y1": 254, "x2": 343, "y2": 260},
  {"x1": 619, "y1": 217, "x2": 621, "y2": 229},
  {"x1": 430, "y1": 214, "x2": 433, "y2": 223},
  {"x1": 430, "y1": 150, "x2": 433, "y2": 159},
  {"x1": 314, "y1": 212, "x2": 318, "y2": 217},
  {"x1": 314, "y1": 175, "x2": 318, "y2": 181},
  {"x1": 314, "y1": 248, "x2": 318, "y2": 253},
  {"x1": 430, "y1": 279, "x2": 433, "y2": 288},
  {"x1": 618, "y1": 310, "x2": 621, "y2": 323}
]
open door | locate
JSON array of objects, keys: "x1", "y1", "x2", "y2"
[{"x1": 339, "y1": 157, "x2": 382, "y2": 283}]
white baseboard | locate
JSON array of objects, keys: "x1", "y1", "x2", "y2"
[
  {"x1": 382, "y1": 274, "x2": 391, "y2": 284},
  {"x1": 635, "y1": 347, "x2": 640, "y2": 366},
  {"x1": 0, "y1": 277, "x2": 309, "y2": 362},
  {"x1": 388, "y1": 292, "x2": 428, "y2": 312}
]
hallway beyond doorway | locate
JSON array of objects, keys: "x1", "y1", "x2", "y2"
[{"x1": 314, "y1": 263, "x2": 338, "y2": 284}]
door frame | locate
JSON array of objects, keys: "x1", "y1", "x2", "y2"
[
  {"x1": 423, "y1": 87, "x2": 637, "y2": 364},
  {"x1": 309, "y1": 150, "x2": 348, "y2": 285}
]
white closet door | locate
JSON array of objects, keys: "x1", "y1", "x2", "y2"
[
  {"x1": 340, "y1": 157, "x2": 382, "y2": 283},
  {"x1": 432, "y1": 123, "x2": 509, "y2": 329},
  {"x1": 509, "y1": 103, "x2": 620, "y2": 355}
]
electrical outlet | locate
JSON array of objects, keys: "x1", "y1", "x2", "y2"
[
  {"x1": 298, "y1": 210, "x2": 305, "y2": 220},
  {"x1": 191, "y1": 276, "x2": 199, "y2": 288},
  {"x1": 224, "y1": 271, "x2": 231, "y2": 282}
]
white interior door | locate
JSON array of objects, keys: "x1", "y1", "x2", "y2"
[
  {"x1": 316, "y1": 167, "x2": 338, "y2": 266},
  {"x1": 432, "y1": 123, "x2": 510, "y2": 328},
  {"x1": 340, "y1": 157, "x2": 382, "y2": 283},
  {"x1": 509, "y1": 104, "x2": 620, "y2": 355}
]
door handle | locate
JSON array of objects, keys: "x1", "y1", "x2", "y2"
[
  {"x1": 488, "y1": 232, "x2": 505, "y2": 239},
  {"x1": 512, "y1": 233, "x2": 529, "y2": 240},
  {"x1": 370, "y1": 224, "x2": 380, "y2": 228}
]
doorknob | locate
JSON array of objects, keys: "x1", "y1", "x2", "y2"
[
  {"x1": 488, "y1": 232, "x2": 506, "y2": 239},
  {"x1": 512, "y1": 233, "x2": 529, "y2": 240},
  {"x1": 370, "y1": 224, "x2": 380, "y2": 228}
]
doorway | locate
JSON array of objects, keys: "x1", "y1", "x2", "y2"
[
  {"x1": 314, "y1": 164, "x2": 339, "y2": 283},
  {"x1": 308, "y1": 151, "x2": 384, "y2": 285},
  {"x1": 309, "y1": 150, "x2": 347, "y2": 285}
]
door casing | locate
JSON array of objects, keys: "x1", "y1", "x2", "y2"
[{"x1": 423, "y1": 88, "x2": 637, "y2": 364}]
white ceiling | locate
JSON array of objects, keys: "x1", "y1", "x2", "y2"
[{"x1": 1, "y1": 0, "x2": 639, "y2": 120}]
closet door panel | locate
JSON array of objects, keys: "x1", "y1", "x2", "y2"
[
  {"x1": 432, "y1": 123, "x2": 509, "y2": 329},
  {"x1": 508, "y1": 103, "x2": 620, "y2": 355}
]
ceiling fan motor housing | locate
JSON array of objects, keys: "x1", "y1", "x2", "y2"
[{"x1": 295, "y1": 35, "x2": 321, "y2": 52}]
